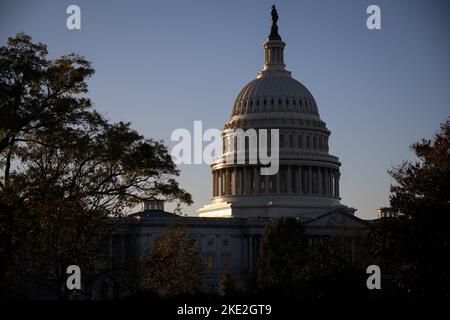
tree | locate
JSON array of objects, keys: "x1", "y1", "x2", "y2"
[
  {"x1": 366, "y1": 118, "x2": 450, "y2": 297},
  {"x1": 219, "y1": 272, "x2": 238, "y2": 297},
  {"x1": 142, "y1": 223, "x2": 203, "y2": 298},
  {"x1": 0, "y1": 33, "x2": 192, "y2": 299},
  {"x1": 256, "y1": 217, "x2": 365, "y2": 298},
  {"x1": 256, "y1": 217, "x2": 307, "y2": 296}
]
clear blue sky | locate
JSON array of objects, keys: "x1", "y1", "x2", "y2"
[{"x1": 1, "y1": 0, "x2": 449, "y2": 219}]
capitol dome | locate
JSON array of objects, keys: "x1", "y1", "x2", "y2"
[
  {"x1": 231, "y1": 75, "x2": 319, "y2": 117},
  {"x1": 198, "y1": 6, "x2": 355, "y2": 219}
]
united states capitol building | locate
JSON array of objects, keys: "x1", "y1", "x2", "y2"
[{"x1": 106, "y1": 7, "x2": 369, "y2": 299}]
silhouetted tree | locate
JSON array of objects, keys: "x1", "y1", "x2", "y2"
[
  {"x1": 0, "y1": 33, "x2": 192, "y2": 299},
  {"x1": 366, "y1": 118, "x2": 450, "y2": 297},
  {"x1": 256, "y1": 217, "x2": 308, "y2": 297},
  {"x1": 142, "y1": 223, "x2": 203, "y2": 298},
  {"x1": 219, "y1": 272, "x2": 239, "y2": 297}
]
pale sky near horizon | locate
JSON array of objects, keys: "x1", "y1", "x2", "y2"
[{"x1": 1, "y1": 0, "x2": 449, "y2": 219}]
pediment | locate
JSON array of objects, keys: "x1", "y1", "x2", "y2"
[{"x1": 305, "y1": 210, "x2": 368, "y2": 231}]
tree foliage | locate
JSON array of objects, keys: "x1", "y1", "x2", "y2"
[
  {"x1": 256, "y1": 217, "x2": 365, "y2": 298},
  {"x1": 256, "y1": 217, "x2": 307, "y2": 295},
  {"x1": 366, "y1": 118, "x2": 450, "y2": 297},
  {"x1": 0, "y1": 33, "x2": 192, "y2": 299},
  {"x1": 142, "y1": 223, "x2": 203, "y2": 298},
  {"x1": 219, "y1": 272, "x2": 239, "y2": 297}
]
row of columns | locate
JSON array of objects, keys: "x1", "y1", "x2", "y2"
[{"x1": 212, "y1": 165, "x2": 340, "y2": 198}]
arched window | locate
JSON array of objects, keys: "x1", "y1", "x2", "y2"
[{"x1": 271, "y1": 99, "x2": 274, "y2": 105}]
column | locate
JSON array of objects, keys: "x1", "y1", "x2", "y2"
[
  {"x1": 326, "y1": 168, "x2": 330, "y2": 196},
  {"x1": 254, "y1": 167, "x2": 260, "y2": 194},
  {"x1": 287, "y1": 166, "x2": 291, "y2": 193},
  {"x1": 334, "y1": 171, "x2": 338, "y2": 197},
  {"x1": 318, "y1": 167, "x2": 323, "y2": 195},
  {"x1": 227, "y1": 168, "x2": 231, "y2": 195},
  {"x1": 276, "y1": 169, "x2": 280, "y2": 194},
  {"x1": 336, "y1": 173, "x2": 340, "y2": 197},
  {"x1": 308, "y1": 166, "x2": 312, "y2": 194},
  {"x1": 221, "y1": 169, "x2": 226, "y2": 196},
  {"x1": 212, "y1": 171, "x2": 216, "y2": 197},
  {"x1": 232, "y1": 167, "x2": 237, "y2": 195},
  {"x1": 245, "y1": 167, "x2": 251, "y2": 194},
  {"x1": 298, "y1": 166, "x2": 303, "y2": 194},
  {"x1": 240, "y1": 168, "x2": 245, "y2": 194}
]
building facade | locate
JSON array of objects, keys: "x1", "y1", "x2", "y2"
[
  {"x1": 197, "y1": 6, "x2": 355, "y2": 219},
  {"x1": 100, "y1": 7, "x2": 369, "y2": 299}
]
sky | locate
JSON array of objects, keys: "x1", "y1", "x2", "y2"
[{"x1": 1, "y1": 0, "x2": 449, "y2": 219}]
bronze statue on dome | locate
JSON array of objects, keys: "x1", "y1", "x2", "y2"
[{"x1": 269, "y1": 5, "x2": 281, "y2": 40}]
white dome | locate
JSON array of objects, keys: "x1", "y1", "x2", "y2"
[
  {"x1": 198, "y1": 6, "x2": 356, "y2": 219},
  {"x1": 231, "y1": 75, "x2": 319, "y2": 117}
]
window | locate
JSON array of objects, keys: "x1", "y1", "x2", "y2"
[
  {"x1": 271, "y1": 99, "x2": 274, "y2": 105},
  {"x1": 263, "y1": 99, "x2": 267, "y2": 105},
  {"x1": 289, "y1": 135, "x2": 293, "y2": 148},
  {"x1": 298, "y1": 135, "x2": 302, "y2": 148},
  {"x1": 222, "y1": 238, "x2": 229, "y2": 246},
  {"x1": 313, "y1": 136, "x2": 317, "y2": 150},
  {"x1": 280, "y1": 134, "x2": 284, "y2": 148},
  {"x1": 306, "y1": 136, "x2": 310, "y2": 149},
  {"x1": 207, "y1": 238, "x2": 214, "y2": 247}
]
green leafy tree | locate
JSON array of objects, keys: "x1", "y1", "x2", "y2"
[
  {"x1": 256, "y1": 217, "x2": 307, "y2": 296},
  {"x1": 0, "y1": 33, "x2": 192, "y2": 299},
  {"x1": 256, "y1": 217, "x2": 364, "y2": 298},
  {"x1": 142, "y1": 223, "x2": 203, "y2": 298}
]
